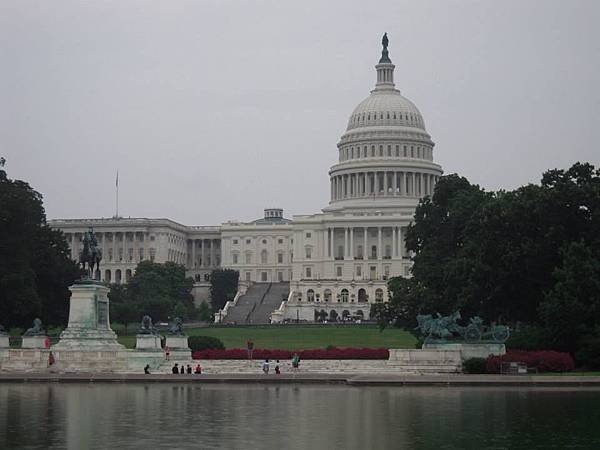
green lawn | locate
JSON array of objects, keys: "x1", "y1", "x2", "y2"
[{"x1": 117, "y1": 325, "x2": 416, "y2": 350}]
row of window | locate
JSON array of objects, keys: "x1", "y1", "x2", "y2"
[
  {"x1": 232, "y1": 250, "x2": 290, "y2": 265},
  {"x1": 232, "y1": 238, "x2": 287, "y2": 245},
  {"x1": 78, "y1": 247, "x2": 157, "y2": 263},
  {"x1": 339, "y1": 144, "x2": 432, "y2": 162},
  {"x1": 299, "y1": 288, "x2": 385, "y2": 303},
  {"x1": 348, "y1": 111, "x2": 423, "y2": 128}
]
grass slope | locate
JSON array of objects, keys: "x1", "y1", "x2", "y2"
[{"x1": 117, "y1": 325, "x2": 416, "y2": 350}]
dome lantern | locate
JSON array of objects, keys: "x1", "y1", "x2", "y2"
[{"x1": 374, "y1": 33, "x2": 395, "y2": 91}]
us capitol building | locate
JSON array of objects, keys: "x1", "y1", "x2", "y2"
[{"x1": 50, "y1": 36, "x2": 443, "y2": 323}]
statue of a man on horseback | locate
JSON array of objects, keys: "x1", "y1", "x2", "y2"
[{"x1": 79, "y1": 227, "x2": 103, "y2": 279}]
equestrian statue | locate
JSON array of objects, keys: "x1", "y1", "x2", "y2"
[{"x1": 79, "y1": 227, "x2": 103, "y2": 279}]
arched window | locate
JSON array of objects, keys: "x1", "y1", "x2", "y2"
[
  {"x1": 125, "y1": 269, "x2": 132, "y2": 282},
  {"x1": 115, "y1": 269, "x2": 122, "y2": 284},
  {"x1": 329, "y1": 310, "x2": 338, "y2": 321},
  {"x1": 358, "y1": 288, "x2": 367, "y2": 302},
  {"x1": 261, "y1": 250, "x2": 268, "y2": 264},
  {"x1": 307, "y1": 289, "x2": 315, "y2": 302},
  {"x1": 324, "y1": 289, "x2": 332, "y2": 302},
  {"x1": 341, "y1": 289, "x2": 349, "y2": 302},
  {"x1": 375, "y1": 288, "x2": 384, "y2": 302},
  {"x1": 104, "y1": 269, "x2": 111, "y2": 283}
]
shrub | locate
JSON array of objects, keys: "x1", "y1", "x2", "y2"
[
  {"x1": 188, "y1": 335, "x2": 225, "y2": 352},
  {"x1": 193, "y1": 347, "x2": 390, "y2": 360},
  {"x1": 463, "y1": 357, "x2": 487, "y2": 374},
  {"x1": 486, "y1": 350, "x2": 575, "y2": 373},
  {"x1": 46, "y1": 326, "x2": 64, "y2": 337}
]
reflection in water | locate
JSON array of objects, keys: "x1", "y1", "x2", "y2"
[{"x1": 1, "y1": 384, "x2": 599, "y2": 449}]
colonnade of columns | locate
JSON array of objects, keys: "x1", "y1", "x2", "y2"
[
  {"x1": 330, "y1": 171, "x2": 439, "y2": 201},
  {"x1": 189, "y1": 238, "x2": 221, "y2": 269},
  {"x1": 324, "y1": 226, "x2": 405, "y2": 260}
]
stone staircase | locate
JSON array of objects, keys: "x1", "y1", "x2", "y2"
[{"x1": 224, "y1": 282, "x2": 290, "y2": 324}]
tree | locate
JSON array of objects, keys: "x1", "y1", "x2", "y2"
[
  {"x1": 0, "y1": 159, "x2": 81, "y2": 327},
  {"x1": 209, "y1": 269, "x2": 239, "y2": 311},
  {"x1": 380, "y1": 162, "x2": 600, "y2": 338},
  {"x1": 109, "y1": 261, "x2": 195, "y2": 323},
  {"x1": 539, "y1": 240, "x2": 600, "y2": 353}
]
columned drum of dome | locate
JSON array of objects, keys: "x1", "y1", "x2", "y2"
[{"x1": 324, "y1": 34, "x2": 443, "y2": 213}]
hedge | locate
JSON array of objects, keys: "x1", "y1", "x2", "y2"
[
  {"x1": 193, "y1": 347, "x2": 389, "y2": 360},
  {"x1": 486, "y1": 350, "x2": 575, "y2": 373}
]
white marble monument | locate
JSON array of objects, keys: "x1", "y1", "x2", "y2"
[{"x1": 52, "y1": 281, "x2": 124, "y2": 350}]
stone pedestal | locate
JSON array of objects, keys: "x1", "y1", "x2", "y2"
[
  {"x1": 165, "y1": 335, "x2": 191, "y2": 359},
  {"x1": 423, "y1": 342, "x2": 506, "y2": 360},
  {"x1": 0, "y1": 336, "x2": 9, "y2": 348},
  {"x1": 135, "y1": 334, "x2": 162, "y2": 351},
  {"x1": 22, "y1": 335, "x2": 49, "y2": 349},
  {"x1": 166, "y1": 335, "x2": 189, "y2": 350},
  {"x1": 387, "y1": 348, "x2": 462, "y2": 374},
  {"x1": 53, "y1": 281, "x2": 124, "y2": 351}
]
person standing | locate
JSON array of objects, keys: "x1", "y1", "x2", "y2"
[
  {"x1": 180, "y1": 365, "x2": 185, "y2": 374},
  {"x1": 247, "y1": 339, "x2": 254, "y2": 360},
  {"x1": 292, "y1": 353, "x2": 300, "y2": 372},
  {"x1": 186, "y1": 364, "x2": 192, "y2": 374},
  {"x1": 275, "y1": 360, "x2": 281, "y2": 375},
  {"x1": 165, "y1": 346, "x2": 171, "y2": 361},
  {"x1": 262, "y1": 359, "x2": 270, "y2": 374}
]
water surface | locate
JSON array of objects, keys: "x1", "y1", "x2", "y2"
[{"x1": 1, "y1": 383, "x2": 599, "y2": 449}]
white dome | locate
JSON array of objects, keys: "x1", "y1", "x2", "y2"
[{"x1": 346, "y1": 90, "x2": 426, "y2": 131}]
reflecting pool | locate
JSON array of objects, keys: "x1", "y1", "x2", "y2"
[{"x1": 1, "y1": 384, "x2": 599, "y2": 449}]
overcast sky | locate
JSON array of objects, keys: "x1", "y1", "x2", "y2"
[{"x1": 2, "y1": 0, "x2": 599, "y2": 225}]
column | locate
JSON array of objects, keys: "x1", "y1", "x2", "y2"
[
  {"x1": 363, "y1": 227, "x2": 368, "y2": 260},
  {"x1": 374, "y1": 172, "x2": 379, "y2": 195},
  {"x1": 344, "y1": 227, "x2": 348, "y2": 259},
  {"x1": 349, "y1": 227, "x2": 354, "y2": 259},
  {"x1": 201, "y1": 239, "x2": 206, "y2": 267},
  {"x1": 192, "y1": 239, "x2": 196, "y2": 268},
  {"x1": 329, "y1": 228, "x2": 334, "y2": 259},
  {"x1": 383, "y1": 171, "x2": 388, "y2": 195},
  {"x1": 377, "y1": 227, "x2": 382, "y2": 260},
  {"x1": 392, "y1": 227, "x2": 397, "y2": 258},
  {"x1": 398, "y1": 227, "x2": 403, "y2": 258},
  {"x1": 392, "y1": 171, "x2": 397, "y2": 195},
  {"x1": 122, "y1": 232, "x2": 126, "y2": 262}
]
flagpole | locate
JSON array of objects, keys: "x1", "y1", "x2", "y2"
[{"x1": 116, "y1": 170, "x2": 119, "y2": 218}]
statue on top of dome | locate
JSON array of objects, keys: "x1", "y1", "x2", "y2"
[
  {"x1": 379, "y1": 33, "x2": 391, "y2": 64},
  {"x1": 382, "y1": 32, "x2": 388, "y2": 50}
]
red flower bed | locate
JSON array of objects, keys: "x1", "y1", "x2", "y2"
[
  {"x1": 486, "y1": 350, "x2": 575, "y2": 373},
  {"x1": 193, "y1": 348, "x2": 389, "y2": 360}
]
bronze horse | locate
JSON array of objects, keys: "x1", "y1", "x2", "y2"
[{"x1": 79, "y1": 228, "x2": 102, "y2": 279}]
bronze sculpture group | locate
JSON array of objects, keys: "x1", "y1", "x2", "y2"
[{"x1": 416, "y1": 311, "x2": 509, "y2": 344}]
